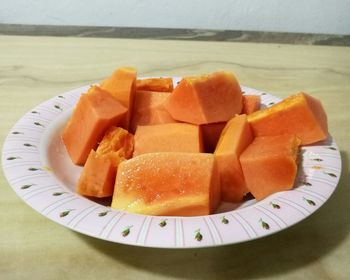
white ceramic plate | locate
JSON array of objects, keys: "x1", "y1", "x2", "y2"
[{"x1": 2, "y1": 79, "x2": 341, "y2": 248}]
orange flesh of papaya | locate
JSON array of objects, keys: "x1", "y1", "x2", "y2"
[
  {"x1": 130, "y1": 90, "x2": 176, "y2": 133},
  {"x1": 100, "y1": 67, "x2": 137, "y2": 129},
  {"x1": 200, "y1": 122, "x2": 226, "y2": 153},
  {"x1": 77, "y1": 127, "x2": 134, "y2": 198},
  {"x1": 214, "y1": 115, "x2": 254, "y2": 202},
  {"x1": 247, "y1": 92, "x2": 328, "y2": 145},
  {"x1": 164, "y1": 72, "x2": 243, "y2": 125},
  {"x1": 136, "y1": 77, "x2": 174, "y2": 92},
  {"x1": 133, "y1": 123, "x2": 203, "y2": 157},
  {"x1": 111, "y1": 152, "x2": 220, "y2": 216},
  {"x1": 242, "y1": 95, "x2": 261, "y2": 114},
  {"x1": 240, "y1": 134, "x2": 301, "y2": 201},
  {"x1": 62, "y1": 86, "x2": 127, "y2": 165},
  {"x1": 96, "y1": 126, "x2": 134, "y2": 165}
]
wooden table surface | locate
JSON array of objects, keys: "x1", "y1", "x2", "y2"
[{"x1": 1, "y1": 35, "x2": 349, "y2": 279}]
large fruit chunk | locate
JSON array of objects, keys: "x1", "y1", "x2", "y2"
[
  {"x1": 100, "y1": 67, "x2": 136, "y2": 129},
  {"x1": 62, "y1": 86, "x2": 127, "y2": 165},
  {"x1": 214, "y1": 115, "x2": 254, "y2": 202},
  {"x1": 77, "y1": 127, "x2": 134, "y2": 197},
  {"x1": 133, "y1": 123, "x2": 203, "y2": 156},
  {"x1": 136, "y1": 77, "x2": 173, "y2": 92},
  {"x1": 111, "y1": 153, "x2": 220, "y2": 216},
  {"x1": 240, "y1": 134, "x2": 301, "y2": 200},
  {"x1": 165, "y1": 71, "x2": 243, "y2": 125},
  {"x1": 242, "y1": 95, "x2": 261, "y2": 114},
  {"x1": 248, "y1": 92, "x2": 328, "y2": 144},
  {"x1": 130, "y1": 90, "x2": 176, "y2": 133},
  {"x1": 200, "y1": 122, "x2": 226, "y2": 153}
]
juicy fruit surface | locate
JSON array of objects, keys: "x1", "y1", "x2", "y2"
[
  {"x1": 215, "y1": 115, "x2": 254, "y2": 202},
  {"x1": 240, "y1": 134, "x2": 301, "y2": 200},
  {"x1": 96, "y1": 126, "x2": 134, "y2": 163},
  {"x1": 130, "y1": 90, "x2": 175, "y2": 133},
  {"x1": 136, "y1": 77, "x2": 173, "y2": 92},
  {"x1": 248, "y1": 92, "x2": 328, "y2": 144},
  {"x1": 77, "y1": 127, "x2": 134, "y2": 197},
  {"x1": 165, "y1": 72, "x2": 243, "y2": 125},
  {"x1": 62, "y1": 86, "x2": 127, "y2": 165},
  {"x1": 133, "y1": 123, "x2": 203, "y2": 156},
  {"x1": 77, "y1": 150, "x2": 116, "y2": 198},
  {"x1": 101, "y1": 67, "x2": 137, "y2": 129},
  {"x1": 111, "y1": 152, "x2": 220, "y2": 216},
  {"x1": 242, "y1": 95, "x2": 261, "y2": 114}
]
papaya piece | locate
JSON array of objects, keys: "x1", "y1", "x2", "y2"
[
  {"x1": 247, "y1": 92, "x2": 328, "y2": 144},
  {"x1": 77, "y1": 127, "x2": 134, "y2": 198},
  {"x1": 136, "y1": 77, "x2": 173, "y2": 92},
  {"x1": 100, "y1": 67, "x2": 137, "y2": 129},
  {"x1": 133, "y1": 123, "x2": 203, "y2": 157},
  {"x1": 111, "y1": 152, "x2": 220, "y2": 216},
  {"x1": 62, "y1": 86, "x2": 127, "y2": 165},
  {"x1": 242, "y1": 95, "x2": 261, "y2": 114},
  {"x1": 164, "y1": 71, "x2": 243, "y2": 125},
  {"x1": 240, "y1": 134, "x2": 301, "y2": 200},
  {"x1": 214, "y1": 115, "x2": 254, "y2": 202},
  {"x1": 130, "y1": 90, "x2": 176, "y2": 133}
]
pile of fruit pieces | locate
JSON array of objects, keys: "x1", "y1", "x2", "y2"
[{"x1": 62, "y1": 67, "x2": 328, "y2": 216}]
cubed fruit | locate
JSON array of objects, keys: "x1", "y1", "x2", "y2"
[
  {"x1": 100, "y1": 67, "x2": 136, "y2": 129},
  {"x1": 130, "y1": 90, "x2": 176, "y2": 133},
  {"x1": 133, "y1": 123, "x2": 203, "y2": 157},
  {"x1": 242, "y1": 95, "x2": 261, "y2": 114},
  {"x1": 247, "y1": 92, "x2": 328, "y2": 144},
  {"x1": 240, "y1": 134, "x2": 301, "y2": 200},
  {"x1": 77, "y1": 127, "x2": 133, "y2": 198},
  {"x1": 62, "y1": 86, "x2": 127, "y2": 165},
  {"x1": 111, "y1": 152, "x2": 220, "y2": 216},
  {"x1": 214, "y1": 115, "x2": 254, "y2": 202},
  {"x1": 136, "y1": 77, "x2": 173, "y2": 92},
  {"x1": 165, "y1": 71, "x2": 243, "y2": 125}
]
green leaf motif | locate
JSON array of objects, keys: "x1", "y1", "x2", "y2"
[
  {"x1": 270, "y1": 202, "x2": 281, "y2": 209},
  {"x1": 21, "y1": 184, "x2": 35, "y2": 190},
  {"x1": 31, "y1": 111, "x2": 39, "y2": 114},
  {"x1": 12, "y1": 131, "x2": 23, "y2": 135},
  {"x1": 98, "y1": 210, "x2": 110, "y2": 217},
  {"x1": 159, "y1": 219, "x2": 167, "y2": 227},
  {"x1": 303, "y1": 197, "x2": 316, "y2": 206},
  {"x1": 59, "y1": 209, "x2": 74, "y2": 218},
  {"x1": 259, "y1": 218, "x2": 270, "y2": 230},
  {"x1": 122, "y1": 226, "x2": 133, "y2": 237},
  {"x1": 268, "y1": 102, "x2": 275, "y2": 106},
  {"x1": 327, "y1": 147, "x2": 337, "y2": 151},
  {"x1": 52, "y1": 192, "x2": 66, "y2": 196},
  {"x1": 34, "y1": 122, "x2": 44, "y2": 127},
  {"x1": 23, "y1": 143, "x2": 36, "y2": 148},
  {"x1": 7, "y1": 156, "x2": 20, "y2": 160},
  {"x1": 301, "y1": 181, "x2": 312, "y2": 186},
  {"x1": 221, "y1": 216, "x2": 229, "y2": 224},
  {"x1": 58, "y1": 95, "x2": 65, "y2": 99},
  {"x1": 311, "y1": 158, "x2": 323, "y2": 162},
  {"x1": 54, "y1": 105, "x2": 63, "y2": 111},
  {"x1": 324, "y1": 172, "x2": 337, "y2": 178},
  {"x1": 195, "y1": 229, "x2": 203, "y2": 241},
  {"x1": 28, "y1": 167, "x2": 40, "y2": 171}
]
